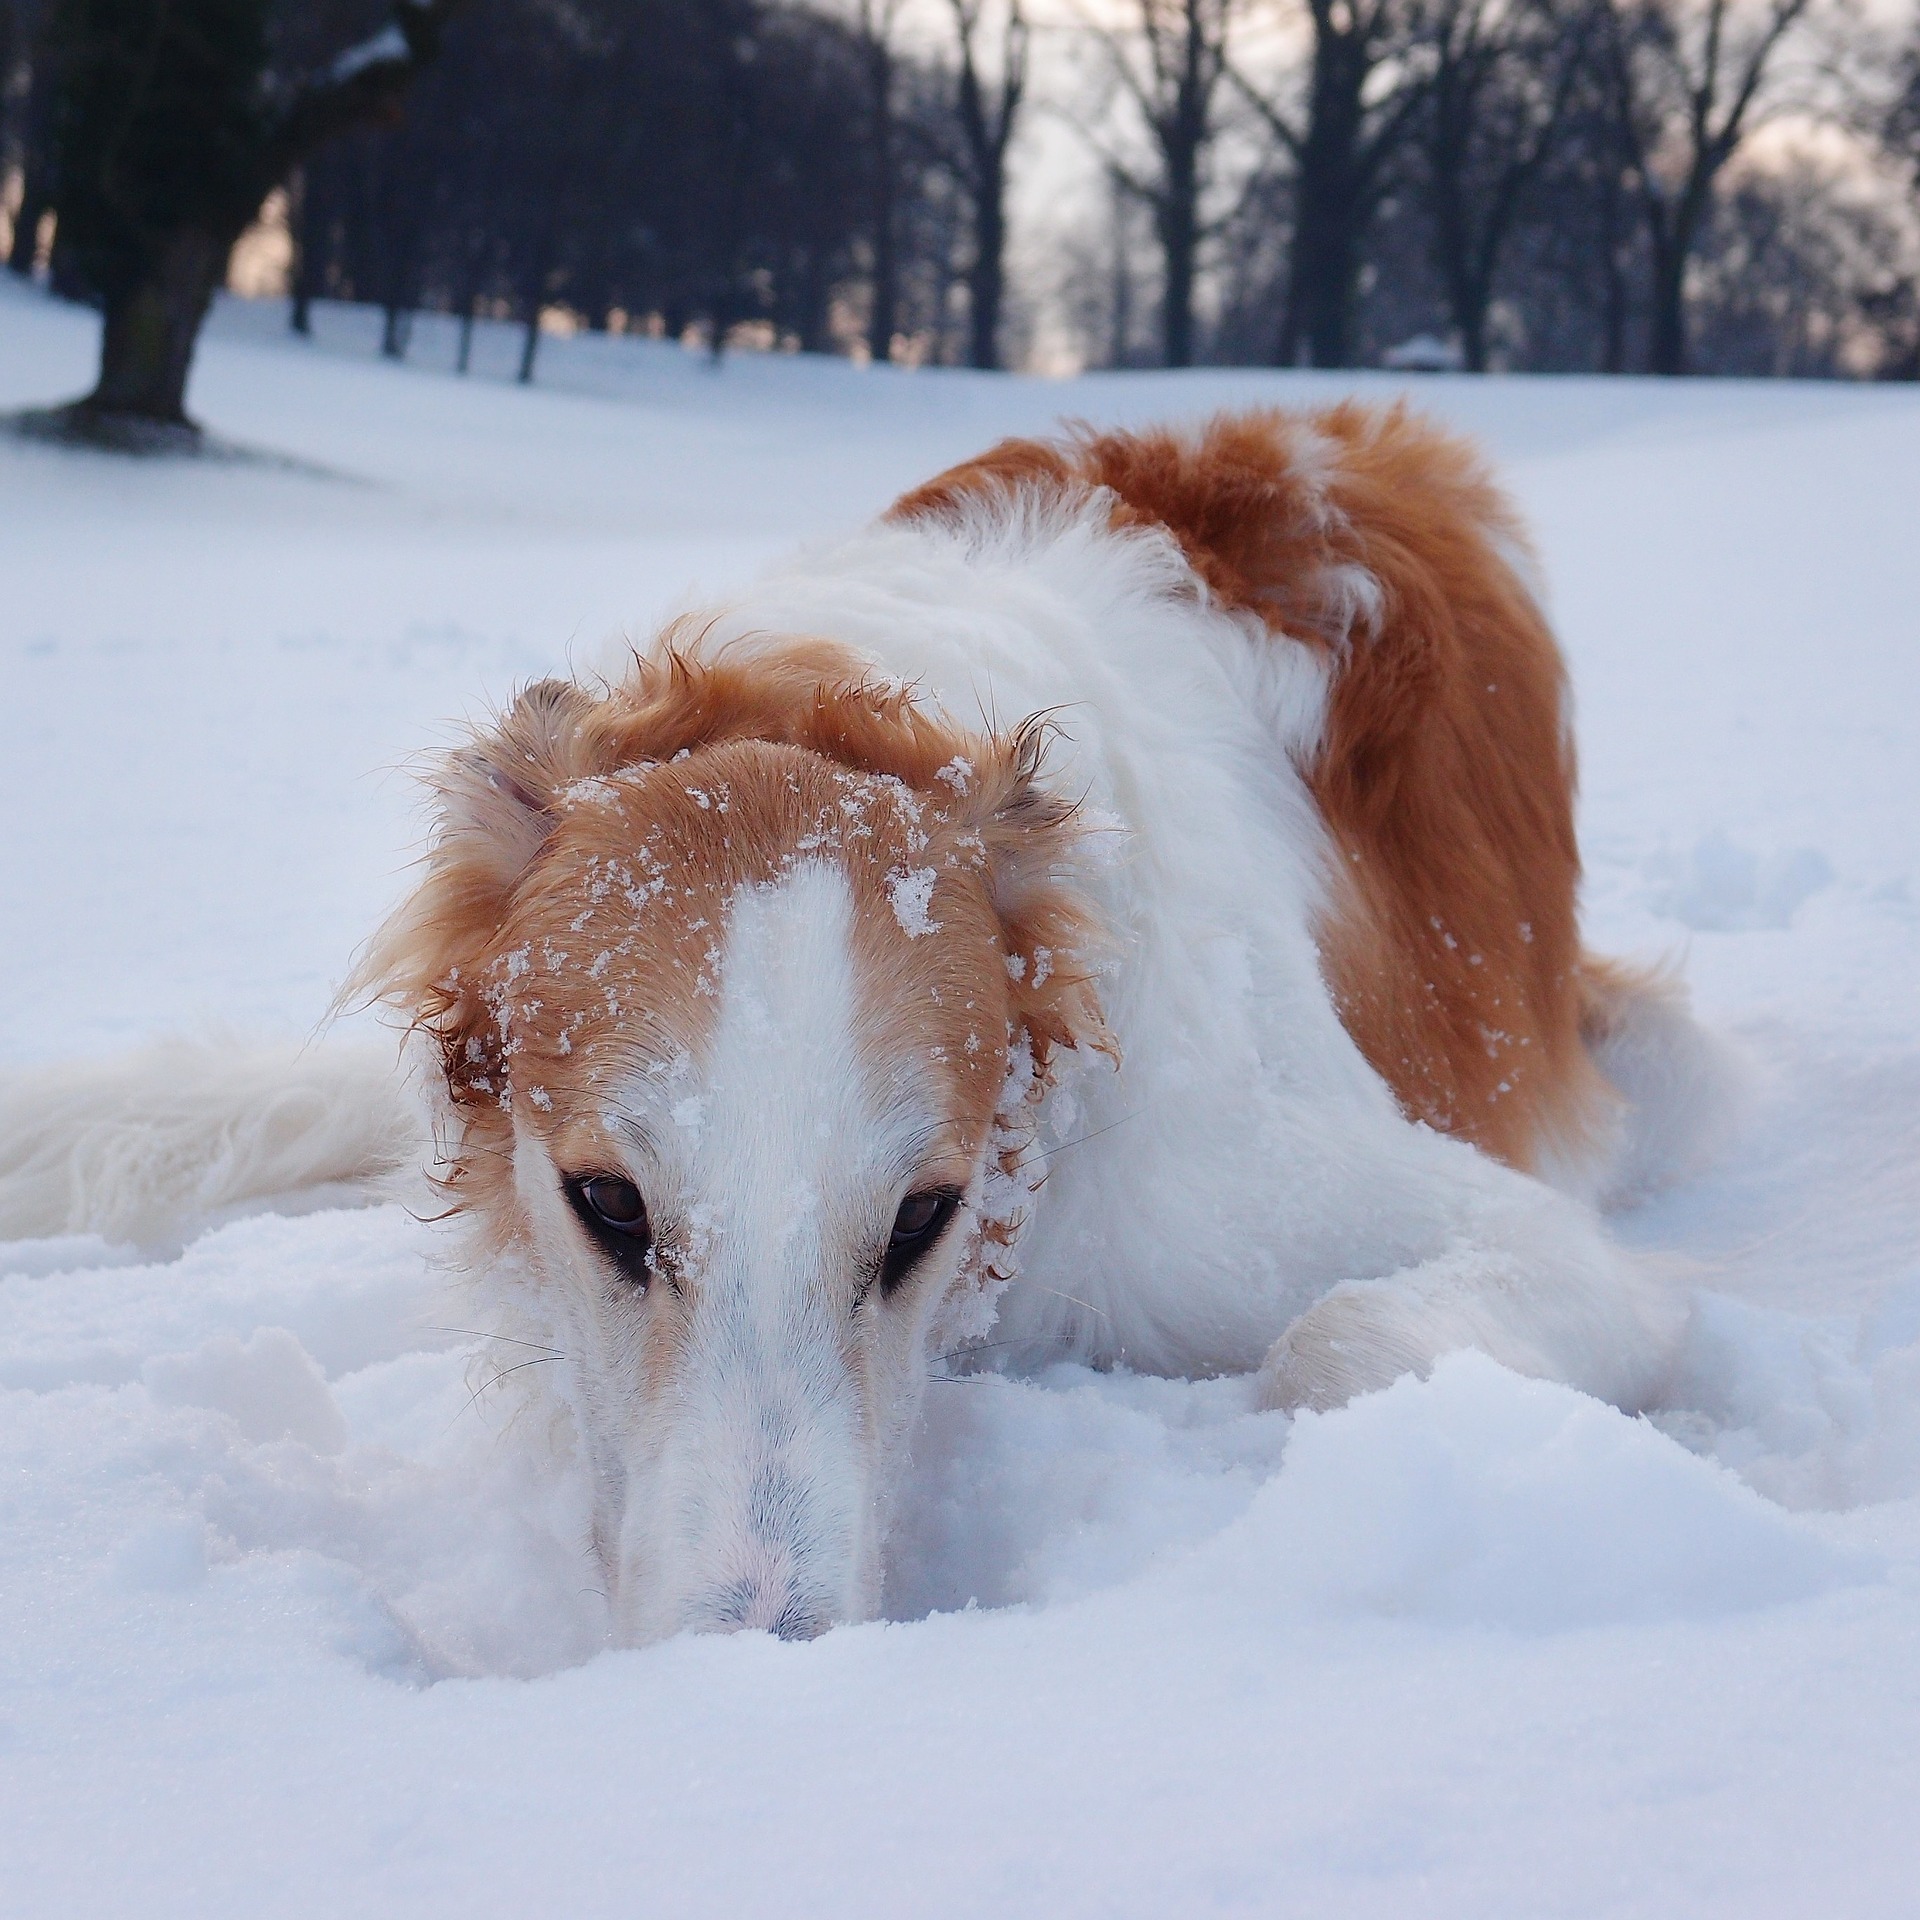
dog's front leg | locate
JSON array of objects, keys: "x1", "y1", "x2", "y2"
[{"x1": 1254, "y1": 1200, "x2": 1684, "y2": 1415}]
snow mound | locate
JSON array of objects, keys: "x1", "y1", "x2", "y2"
[
  {"x1": 7, "y1": 280, "x2": 1920, "y2": 1913},
  {"x1": 1643, "y1": 829, "x2": 1834, "y2": 932},
  {"x1": 1191, "y1": 1353, "x2": 1873, "y2": 1632},
  {"x1": 1662, "y1": 1282, "x2": 1920, "y2": 1511},
  {"x1": 144, "y1": 1326, "x2": 351, "y2": 1453},
  {"x1": 3, "y1": 1204, "x2": 1883, "y2": 1704}
]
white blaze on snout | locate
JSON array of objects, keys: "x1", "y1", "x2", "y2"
[{"x1": 617, "y1": 859, "x2": 896, "y2": 1644}]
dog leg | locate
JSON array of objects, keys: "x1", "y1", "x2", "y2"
[{"x1": 1255, "y1": 1197, "x2": 1684, "y2": 1415}]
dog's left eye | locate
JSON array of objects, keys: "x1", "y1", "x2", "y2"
[
  {"x1": 879, "y1": 1188, "x2": 962, "y2": 1297},
  {"x1": 564, "y1": 1174, "x2": 653, "y2": 1287}
]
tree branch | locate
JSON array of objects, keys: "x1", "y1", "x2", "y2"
[{"x1": 264, "y1": 0, "x2": 468, "y2": 186}]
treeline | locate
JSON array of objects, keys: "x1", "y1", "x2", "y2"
[
  {"x1": 4, "y1": 0, "x2": 1920, "y2": 383},
  {"x1": 282, "y1": 0, "x2": 979, "y2": 378}
]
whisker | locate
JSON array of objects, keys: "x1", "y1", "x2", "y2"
[
  {"x1": 1008, "y1": 1278, "x2": 1113, "y2": 1323},
  {"x1": 1009, "y1": 1107, "x2": 1145, "y2": 1175},
  {"x1": 927, "y1": 1337, "x2": 1030, "y2": 1368},
  {"x1": 430, "y1": 1325, "x2": 566, "y2": 1356},
  {"x1": 441, "y1": 1353, "x2": 565, "y2": 1434},
  {"x1": 477, "y1": 1354, "x2": 566, "y2": 1389}
]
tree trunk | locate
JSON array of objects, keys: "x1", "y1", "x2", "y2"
[
  {"x1": 7, "y1": 158, "x2": 49, "y2": 276},
  {"x1": 518, "y1": 306, "x2": 541, "y2": 383},
  {"x1": 1283, "y1": 169, "x2": 1367, "y2": 368},
  {"x1": 82, "y1": 227, "x2": 229, "y2": 427},
  {"x1": 864, "y1": 35, "x2": 897, "y2": 364},
  {"x1": 457, "y1": 297, "x2": 476, "y2": 373},
  {"x1": 1436, "y1": 189, "x2": 1509, "y2": 374},
  {"x1": 1646, "y1": 171, "x2": 1715, "y2": 375},
  {"x1": 1458, "y1": 295, "x2": 1489, "y2": 374},
  {"x1": 967, "y1": 185, "x2": 1005, "y2": 370},
  {"x1": 1109, "y1": 182, "x2": 1135, "y2": 366},
  {"x1": 288, "y1": 169, "x2": 315, "y2": 334},
  {"x1": 1595, "y1": 165, "x2": 1629, "y2": 373},
  {"x1": 7, "y1": 19, "x2": 57, "y2": 278},
  {"x1": 951, "y1": 1, "x2": 1024, "y2": 374},
  {"x1": 1645, "y1": 220, "x2": 1686, "y2": 374},
  {"x1": 1646, "y1": 269, "x2": 1683, "y2": 373},
  {"x1": 1159, "y1": 190, "x2": 1197, "y2": 368},
  {"x1": 50, "y1": 0, "x2": 469, "y2": 447},
  {"x1": 1276, "y1": 28, "x2": 1371, "y2": 369}
]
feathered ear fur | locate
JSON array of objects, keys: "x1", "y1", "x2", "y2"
[
  {"x1": 350, "y1": 645, "x2": 1117, "y2": 1165},
  {"x1": 346, "y1": 677, "x2": 598, "y2": 1112},
  {"x1": 436, "y1": 678, "x2": 597, "y2": 892},
  {"x1": 576, "y1": 636, "x2": 1118, "y2": 1067},
  {"x1": 959, "y1": 714, "x2": 1118, "y2": 1069}
]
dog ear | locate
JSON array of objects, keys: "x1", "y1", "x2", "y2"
[
  {"x1": 968, "y1": 716, "x2": 1119, "y2": 1070},
  {"x1": 347, "y1": 678, "x2": 598, "y2": 1112},
  {"x1": 434, "y1": 678, "x2": 598, "y2": 891}
]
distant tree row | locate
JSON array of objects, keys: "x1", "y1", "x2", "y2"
[
  {"x1": 1, "y1": 0, "x2": 467, "y2": 432},
  {"x1": 281, "y1": 0, "x2": 984, "y2": 381},
  {"x1": 1078, "y1": 0, "x2": 1920, "y2": 378},
  {"x1": 4, "y1": 0, "x2": 1919, "y2": 423}
]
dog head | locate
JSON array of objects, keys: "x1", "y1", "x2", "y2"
[{"x1": 359, "y1": 642, "x2": 1110, "y2": 1644}]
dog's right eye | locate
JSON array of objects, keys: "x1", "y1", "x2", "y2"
[
  {"x1": 564, "y1": 1174, "x2": 653, "y2": 1286},
  {"x1": 878, "y1": 1187, "x2": 962, "y2": 1297}
]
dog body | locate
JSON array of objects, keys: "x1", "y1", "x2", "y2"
[
  {"x1": 685, "y1": 425, "x2": 1662, "y2": 1400},
  {"x1": 2, "y1": 406, "x2": 1731, "y2": 1645}
]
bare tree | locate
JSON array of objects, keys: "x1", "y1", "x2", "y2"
[
  {"x1": 1097, "y1": 0, "x2": 1240, "y2": 368},
  {"x1": 1605, "y1": 0, "x2": 1814, "y2": 374},
  {"x1": 1689, "y1": 150, "x2": 1916, "y2": 375},
  {"x1": 1238, "y1": 0, "x2": 1428, "y2": 367},
  {"x1": 41, "y1": 0, "x2": 467, "y2": 440},
  {"x1": 857, "y1": 0, "x2": 907, "y2": 361},
  {"x1": 1418, "y1": 0, "x2": 1594, "y2": 369},
  {"x1": 4, "y1": 0, "x2": 55, "y2": 275},
  {"x1": 948, "y1": 0, "x2": 1026, "y2": 369},
  {"x1": 1856, "y1": 19, "x2": 1920, "y2": 378},
  {"x1": 1889, "y1": 15, "x2": 1920, "y2": 203},
  {"x1": 0, "y1": 0, "x2": 23, "y2": 221}
]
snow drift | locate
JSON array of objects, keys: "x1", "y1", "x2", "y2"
[{"x1": 5, "y1": 277, "x2": 1920, "y2": 1917}]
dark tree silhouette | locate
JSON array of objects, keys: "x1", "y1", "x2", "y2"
[
  {"x1": 42, "y1": 0, "x2": 463, "y2": 440},
  {"x1": 1100, "y1": 0, "x2": 1238, "y2": 369},
  {"x1": 1239, "y1": 0, "x2": 1427, "y2": 368},
  {"x1": 1417, "y1": 0, "x2": 1594, "y2": 370},
  {"x1": 947, "y1": 0, "x2": 1026, "y2": 370},
  {"x1": 1604, "y1": 0, "x2": 1812, "y2": 374},
  {"x1": 5, "y1": 0, "x2": 58, "y2": 275}
]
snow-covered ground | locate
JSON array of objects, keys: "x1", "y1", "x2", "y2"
[{"x1": 4, "y1": 279, "x2": 1919, "y2": 1917}]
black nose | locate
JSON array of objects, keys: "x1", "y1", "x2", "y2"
[
  {"x1": 695, "y1": 1580, "x2": 830, "y2": 1641},
  {"x1": 768, "y1": 1597, "x2": 829, "y2": 1642}
]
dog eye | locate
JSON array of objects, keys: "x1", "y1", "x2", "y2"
[
  {"x1": 879, "y1": 1188, "x2": 962, "y2": 1297},
  {"x1": 564, "y1": 1174, "x2": 653, "y2": 1286},
  {"x1": 581, "y1": 1176, "x2": 646, "y2": 1230}
]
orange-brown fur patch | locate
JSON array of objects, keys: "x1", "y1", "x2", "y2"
[
  {"x1": 354, "y1": 641, "x2": 1114, "y2": 1230},
  {"x1": 513, "y1": 744, "x2": 1014, "y2": 1224},
  {"x1": 895, "y1": 405, "x2": 1614, "y2": 1174}
]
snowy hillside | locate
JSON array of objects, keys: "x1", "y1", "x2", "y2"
[{"x1": 4, "y1": 279, "x2": 1919, "y2": 1918}]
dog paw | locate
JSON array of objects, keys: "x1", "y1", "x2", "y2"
[{"x1": 1255, "y1": 1284, "x2": 1444, "y2": 1414}]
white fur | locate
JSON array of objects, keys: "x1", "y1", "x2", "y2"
[
  {"x1": 1, "y1": 473, "x2": 1733, "y2": 1643},
  {"x1": 0, "y1": 1037, "x2": 420, "y2": 1247},
  {"x1": 1586, "y1": 966, "x2": 1752, "y2": 1210},
  {"x1": 519, "y1": 862, "x2": 967, "y2": 1642},
  {"x1": 683, "y1": 495, "x2": 1698, "y2": 1410}
]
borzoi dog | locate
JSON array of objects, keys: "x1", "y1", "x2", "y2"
[{"x1": 0, "y1": 405, "x2": 1732, "y2": 1645}]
